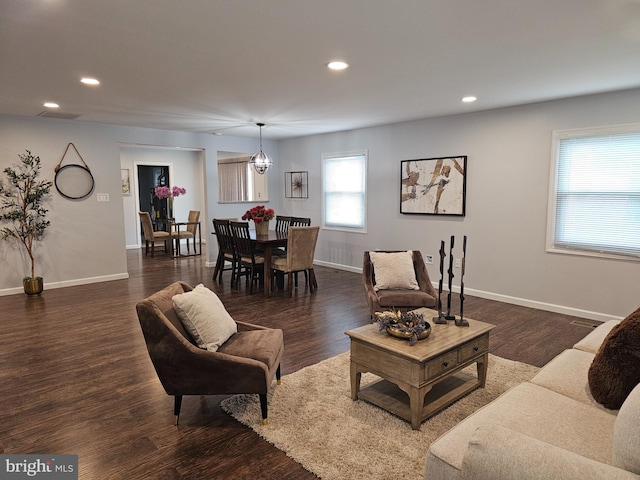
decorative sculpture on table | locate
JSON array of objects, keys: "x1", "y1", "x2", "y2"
[{"x1": 432, "y1": 235, "x2": 469, "y2": 327}]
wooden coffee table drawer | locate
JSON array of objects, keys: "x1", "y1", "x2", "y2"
[
  {"x1": 458, "y1": 335, "x2": 489, "y2": 362},
  {"x1": 425, "y1": 350, "x2": 458, "y2": 379}
]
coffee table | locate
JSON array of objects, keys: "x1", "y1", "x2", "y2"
[{"x1": 345, "y1": 308, "x2": 495, "y2": 430}]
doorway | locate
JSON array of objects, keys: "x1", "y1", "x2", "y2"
[{"x1": 137, "y1": 165, "x2": 170, "y2": 231}]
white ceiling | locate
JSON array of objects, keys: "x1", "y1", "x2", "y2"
[{"x1": 2, "y1": 0, "x2": 640, "y2": 139}]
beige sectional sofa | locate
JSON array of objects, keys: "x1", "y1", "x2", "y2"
[{"x1": 424, "y1": 319, "x2": 640, "y2": 480}]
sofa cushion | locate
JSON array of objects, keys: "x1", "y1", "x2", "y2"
[
  {"x1": 369, "y1": 250, "x2": 419, "y2": 291},
  {"x1": 589, "y1": 306, "x2": 640, "y2": 409},
  {"x1": 427, "y1": 382, "x2": 617, "y2": 477},
  {"x1": 172, "y1": 283, "x2": 237, "y2": 352},
  {"x1": 530, "y1": 348, "x2": 614, "y2": 411},
  {"x1": 613, "y1": 383, "x2": 640, "y2": 474},
  {"x1": 574, "y1": 320, "x2": 621, "y2": 354}
]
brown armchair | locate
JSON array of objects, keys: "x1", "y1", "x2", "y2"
[
  {"x1": 363, "y1": 250, "x2": 439, "y2": 317},
  {"x1": 136, "y1": 281, "x2": 283, "y2": 425}
]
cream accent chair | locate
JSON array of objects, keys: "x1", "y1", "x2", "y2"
[
  {"x1": 172, "y1": 210, "x2": 200, "y2": 255},
  {"x1": 138, "y1": 211, "x2": 171, "y2": 257},
  {"x1": 271, "y1": 226, "x2": 319, "y2": 296}
]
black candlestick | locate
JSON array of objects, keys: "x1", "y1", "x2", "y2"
[
  {"x1": 433, "y1": 240, "x2": 447, "y2": 324},
  {"x1": 455, "y1": 235, "x2": 469, "y2": 327},
  {"x1": 444, "y1": 235, "x2": 456, "y2": 320}
]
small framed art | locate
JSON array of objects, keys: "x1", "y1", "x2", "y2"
[
  {"x1": 121, "y1": 169, "x2": 131, "y2": 195},
  {"x1": 400, "y1": 156, "x2": 467, "y2": 216},
  {"x1": 285, "y1": 171, "x2": 308, "y2": 198}
]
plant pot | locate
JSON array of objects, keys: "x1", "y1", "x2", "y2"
[
  {"x1": 23, "y1": 277, "x2": 44, "y2": 296},
  {"x1": 255, "y1": 220, "x2": 269, "y2": 236}
]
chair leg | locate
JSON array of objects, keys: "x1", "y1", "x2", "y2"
[
  {"x1": 276, "y1": 364, "x2": 282, "y2": 385},
  {"x1": 259, "y1": 393, "x2": 268, "y2": 425},
  {"x1": 309, "y1": 268, "x2": 318, "y2": 292},
  {"x1": 174, "y1": 395, "x2": 183, "y2": 426},
  {"x1": 287, "y1": 272, "x2": 293, "y2": 296}
]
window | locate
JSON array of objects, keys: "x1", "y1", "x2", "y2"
[
  {"x1": 547, "y1": 124, "x2": 640, "y2": 260},
  {"x1": 322, "y1": 151, "x2": 367, "y2": 231}
]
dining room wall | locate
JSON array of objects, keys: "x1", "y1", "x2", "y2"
[
  {"x1": 277, "y1": 88, "x2": 640, "y2": 320},
  {"x1": 0, "y1": 114, "x2": 280, "y2": 295}
]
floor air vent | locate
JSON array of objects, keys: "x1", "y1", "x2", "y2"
[
  {"x1": 570, "y1": 319, "x2": 602, "y2": 329},
  {"x1": 37, "y1": 111, "x2": 81, "y2": 120}
]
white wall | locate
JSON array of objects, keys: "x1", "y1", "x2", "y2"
[
  {"x1": 0, "y1": 115, "x2": 280, "y2": 295},
  {"x1": 278, "y1": 88, "x2": 640, "y2": 320},
  {"x1": 1, "y1": 89, "x2": 637, "y2": 320}
]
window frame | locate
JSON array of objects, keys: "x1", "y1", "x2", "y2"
[
  {"x1": 546, "y1": 123, "x2": 640, "y2": 262},
  {"x1": 321, "y1": 150, "x2": 368, "y2": 233}
]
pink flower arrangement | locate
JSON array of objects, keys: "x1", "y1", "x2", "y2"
[
  {"x1": 242, "y1": 205, "x2": 275, "y2": 224},
  {"x1": 154, "y1": 185, "x2": 186, "y2": 199}
]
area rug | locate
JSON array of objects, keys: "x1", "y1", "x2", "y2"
[{"x1": 221, "y1": 352, "x2": 539, "y2": 480}]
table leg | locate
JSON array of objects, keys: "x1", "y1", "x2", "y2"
[
  {"x1": 477, "y1": 353, "x2": 489, "y2": 388},
  {"x1": 263, "y1": 246, "x2": 273, "y2": 297},
  {"x1": 409, "y1": 385, "x2": 431, "y2": 430},
  {"x1": 350, "y1": 360, "x2": 362, "y2": 400}
]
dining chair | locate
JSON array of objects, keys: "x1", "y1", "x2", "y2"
[
  {"x1": 138, "y1": 211, "x2": 171, "y2": 257},
  {"x1": 289, "y1": 217, "x2": 311, "y2": 227},
  {"x1": 272, "y1": 215, "x2": 292, "y2": 257},
  {"x1": 275, "y1": 215, "x2": 292, "y2": 232},
  {"x1": 271, "y1": 226, "x2": 319, "y2": 296},
  {"x1": 230, "y1": 221, "x2": 265, "y2": 294},
  {"x1": 212, "y1": 218, "x2": 237, "y2": 284},
  {"x1": 173, "y1": 210, "x2": 200, "y2": 255},
  {"x1": 288, "y1": 217, "x2": 311, "y2": 285}
]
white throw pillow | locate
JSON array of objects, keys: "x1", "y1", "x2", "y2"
[
  {"x1": 172, "y1": 283, "x2": 237, "y2": 351},
  {"x1": 369, "y1": 251, "x2": 419, "y2": 292}
]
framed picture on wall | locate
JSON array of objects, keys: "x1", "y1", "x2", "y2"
[
  {"x1": 285, "y1": 171, "x2": 308, "y2": 198},
  {"x1": 121, "y1": 169, "x2": 131, "y2": 195},
  {"x1": 400, "y1": 156, "x2": 467, "y2": 216}
]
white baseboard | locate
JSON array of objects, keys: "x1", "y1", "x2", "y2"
[
  {"x1": 313, "y1": 260, "x2": 623, "y2": 323},
  {"x1": 0, "y1": 273, "x2": 130, "y2": 297}
]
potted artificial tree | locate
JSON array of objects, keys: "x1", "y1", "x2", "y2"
[{"x1": 0, "y1": 150, "x2": 53, "y2": 295}]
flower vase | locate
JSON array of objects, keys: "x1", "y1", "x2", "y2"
[
  {"x1": 255, "y1": 220, "x2": 269, "y2": 236},
  {"x1": 167, "y1": 197, "x2": 174, "y2": 220}
]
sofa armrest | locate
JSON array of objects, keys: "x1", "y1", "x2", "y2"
[{"x1": 461, "y1": 425, "x2": 639, "y2": 480}]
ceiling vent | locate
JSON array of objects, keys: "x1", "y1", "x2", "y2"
[{"x1": 37, "y1": 111, "x2": 81, "y2": 120}]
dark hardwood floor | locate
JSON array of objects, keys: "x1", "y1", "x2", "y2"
[{"x1": 1, "y1": 250, "x2": 599, "y2": 479}]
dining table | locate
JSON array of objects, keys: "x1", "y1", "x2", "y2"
[{"x1": 251, "y1": 229, "x2": 288, "y2": 297}]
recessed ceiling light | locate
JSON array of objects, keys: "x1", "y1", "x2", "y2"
[
  {"x1": 81, "y1": 77, "x2": 100, "y2": 85},
  {"x1": 462, "y1": 96, "x2": 477, "y2": 103},
  {"x1": 43, "y1": 102, "x2": 59, "y2": 108},
  {"x1": 327, "y1": 61, "x2": 349, "y2": 70}
]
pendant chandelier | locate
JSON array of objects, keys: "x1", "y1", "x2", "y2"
[{"x1": 249, "y1": 123, "x2": 272, "y2": 174}]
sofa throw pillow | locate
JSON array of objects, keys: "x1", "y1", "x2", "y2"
[
  {"x1": 588, "y1": 305, "x2": 640, "y2": 410},
  {"x1": 613, "y1": 383, "x2": 640, "y2": 474},
  {"x1": 370, "y1": 251, "x2": 419, "y2": 292},
  {"x1": 172, "y1": 283, "x2": 237, "y2": 352}
]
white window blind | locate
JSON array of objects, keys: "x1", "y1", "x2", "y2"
[
  {"x1": 549, "y1": 126, "x2": 640, "y2": 259},
  {"x1": 322, "y1": 151, "x2": 367, "y2": 230}
]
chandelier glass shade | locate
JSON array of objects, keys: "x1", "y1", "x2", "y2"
[{"x1": 250, "y1": 123, "x2": 272, "y2": 174}]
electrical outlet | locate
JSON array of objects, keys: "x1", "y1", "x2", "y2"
[
  {"x1": 425, "y1": 255, "x2": 434, "y2": 264},
  {"x1": 455, "y1": 258, "x2": 462, "y2": 268},
  {"x1": 97, "y1": 193, "x2": 110, "y2": 202}
]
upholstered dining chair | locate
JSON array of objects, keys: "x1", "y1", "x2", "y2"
[
  {"x1": 172, "y1": 210, "x2": 200, "y2": 255},
  {"x1": 271, "y1": 226, "x2": 319, "y2": 296},
  {"x1": 362, "y1": 250, "x2": 439, "y2": 317},
  {"x1": 136, "y1": 281, "x2": 283, "y2": 425},
  {"x1": 138, "y1": 211, "x2": 172, "y2": 257},
  {"x1": 230, "y1": 221, "x2": 265, "y2": 294},
  {"x1": 212, "y1": 218, "x2": 237, "y2": 284}
]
